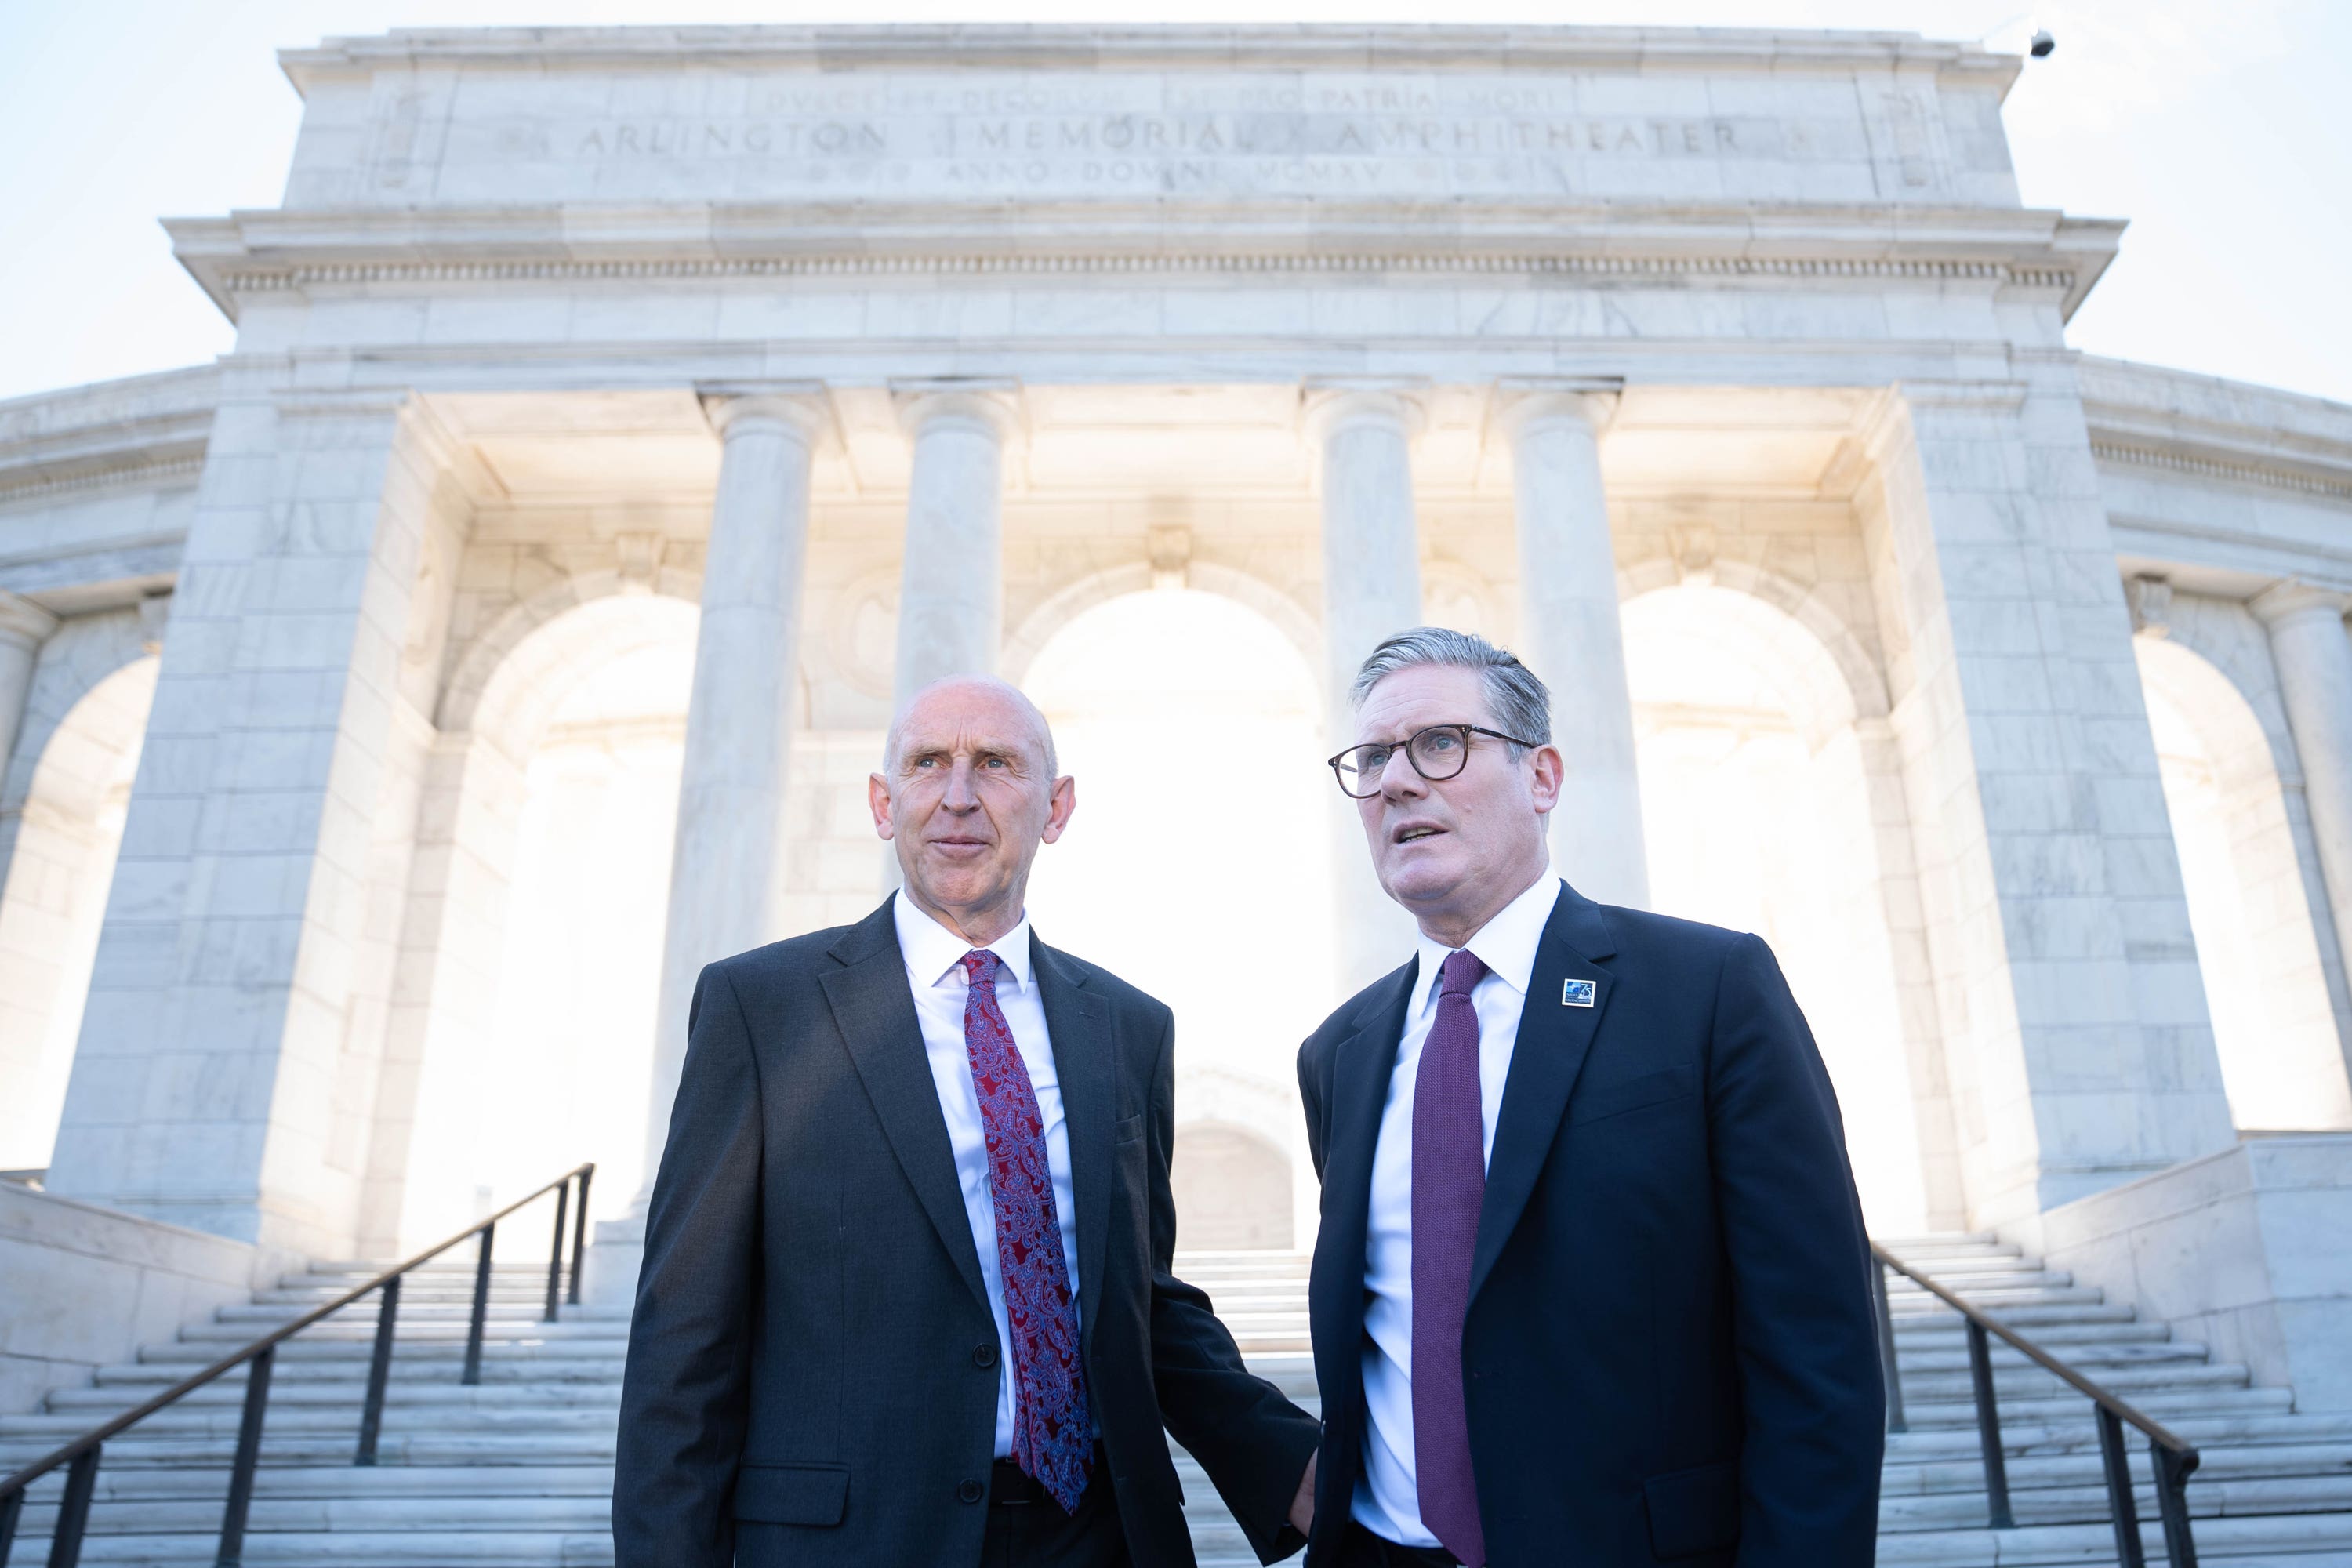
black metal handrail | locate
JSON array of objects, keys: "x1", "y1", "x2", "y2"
[
  {"x1": 1872, "y1": 1243, "x2": 2201, "y2": 1568},
  {"x1": 0, "y1": 1162, "x2": 594, "y2": 1568}
]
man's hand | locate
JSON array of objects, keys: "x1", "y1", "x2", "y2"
[{"x1": 1287, "y1": 1451, "x2": 1317, "y2": 1535}]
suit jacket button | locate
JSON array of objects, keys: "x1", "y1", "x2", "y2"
[
  {"x1": 958, "y1": 1478, "x2": 985, "y2": 1504},
  {"x1": 974, "y1": 1342, "x2": 999, "y2": 1369}
]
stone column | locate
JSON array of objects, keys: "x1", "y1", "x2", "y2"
[
  {"x1": 45, "y1": 390, "x2": 459, "y2": 1261},
  {"x1": 892, "y1": 386, "x2": 1018, "y2": 707},
  {"x1": 639, "y1": 392, "x2": 826, "y2": 1196},
  {"x1": 1497, "y1": 386, "x2": 1649, "y2": 909},
  {"x1": 1860, "y1": 377, "x2": 2236, "y2": 1231},
  {"x1": 0, "y1": 590, "x2": 58, "y2": 786},
  {"x1": 2253, "y1": 582, "x2": 2352, "y2": 993},
  {"x1": 1308, "y1": 388, "x2": 1426, "y2": 991}
]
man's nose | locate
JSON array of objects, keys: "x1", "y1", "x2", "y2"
[
  {"x1": 1377, "y1": 746, "x2": 1427, "y2": 802},
  {"x1": 942, "y1": 758, "x2": 982, "y2": 809}
]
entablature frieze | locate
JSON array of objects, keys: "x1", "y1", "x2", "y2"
[{"x1": 166, "y1": 201, "x2": 2118, "y2": 325}]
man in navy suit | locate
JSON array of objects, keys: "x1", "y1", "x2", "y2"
[{"x1": 1296, "y1": 627, "x2": 1883, "y2": 1568}]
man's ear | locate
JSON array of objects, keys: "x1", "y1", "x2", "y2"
[
  {"x1": 868, "y1": 773, "x2": 895, "y2": 840},
  {"x1": 1527, "y1": 744, "x2": 1565, "y2": 815},
  {"x1": 1040, "y1": 775, "x2": 1077, "y2": 844}
]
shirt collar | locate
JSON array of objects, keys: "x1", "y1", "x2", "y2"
[
  {"x1": 1409, "y1": 873, "x2": 1564, "y2": 1022},
  {"x1": 892, "y1": 889, "x2": 1036, "y2": 992}
]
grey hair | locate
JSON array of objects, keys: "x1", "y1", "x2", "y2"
[
  {"x1": 882, "y1": 674, "x2": 1060, "y2": 777},
  {"x1": 1349, "y1": 626, "x2": 1552, "y2": 746}
]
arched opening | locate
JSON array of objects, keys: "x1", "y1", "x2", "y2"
[
  {"x1": 2136, "y1": 637, "x2": 2352, "y2": 1129},
  {"x1": 379, "y1": 593, "x2": 696, "y2": 1248},
  {"x1": 0, "y1": 655, "x2": 158, "y2": 1169},
  {"x1": 1022, "y1": 586, "x2": 1329, "y2": 1249},
  {"x1": 1621, "y1": 582, "x2": 1933, "y2": 1233},
  {"x1": 1172, "y1": 1121, "x2": 1294, "y2": 1250}
]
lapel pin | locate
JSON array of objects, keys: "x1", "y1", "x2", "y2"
[{"x1": 1562, "y1": 978, "x2": 1596, "y2": 1008}]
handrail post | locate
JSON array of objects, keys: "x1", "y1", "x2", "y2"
[
  {"x1": 2153, "y1": 1444, "x2": 2200, "y2": 1568},
  {"x1": 354, "y1": 1273, "x2": 401, "y2": 1466},
  {"x1": 2098, "y1": 1406, "x2": 2147, "y2": 1568},
  {"x1": 1965, "y1": 1318, "x2": 2013, "y2": 1529},
  {"x1": 44, "y1": 1447, "x2": 99, "y2": 1568},
  {"x1": 462, "y1": 1221, "x2": 495, "y2": 1387},
  {"x1": 568, "y1": 1166, "x2": 593, "y2": 1307},
  {"x1": 1871, "y1": 1256, "x2": 1907, "y2": 1434},
  {"x1": 1, "y1": 1481, "x2": 21, "y2": 1567},
  {"x1": 215, "y1": 1346, "x2": 272, "y2": 1568},
  {"x1": 544, "y1": 1181, "x2": 569, "y2": 1323}
]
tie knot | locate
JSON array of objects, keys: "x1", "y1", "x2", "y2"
[
  {"x1": 1438, "y1": 949, "x2": 1487, "y2": 998},
  {"x1": 960, "y1": 949, "x2": 1000, "y2": 989}
]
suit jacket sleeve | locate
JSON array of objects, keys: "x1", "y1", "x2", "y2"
[
  {"x1": 1149, "y1": 1007, "x2": 1323, "y2": 1563},
  {"x1": 612, "y1": 963, "x2": 764, "y2": 1568},
  {"x1": 1711, "y1": 933, "x2": 1886, "y2": 1568}
]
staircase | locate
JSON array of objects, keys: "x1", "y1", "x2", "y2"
[{"x1": 5, "y1": 1239, "x2": 2352, "y2": 1564}]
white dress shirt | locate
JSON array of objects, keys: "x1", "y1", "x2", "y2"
[
  {"x1": 892, "y1": 891, "x2": 1084, "y2": 1460},
  {"x1": 1353, "y1": 874, "x2": 1565, "y2": 1547}
]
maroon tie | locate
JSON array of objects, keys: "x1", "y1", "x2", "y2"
[{"x1": 1414, "y1": 949, "x2": 1488, "y2": 1566}]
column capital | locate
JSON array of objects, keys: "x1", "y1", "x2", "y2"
[
  {"x1": 2252, "y1": 579, "x2": 2352, "y2": 629},
  {"x1": 1301, "y1": 382, "x2": 1430, "y2": 446},
  {"x1": 0, "y1": 588, "x2": 58, "y2": 650},
  {"x1": 1490, "y1": 377, "x2": 1624, "y2": 441},
  {"x1": 891, "y1": 379, "x2": 1022, "y2": 443},
  {"x1": 697, "y1": 384, "x2": 832, "y2": 444}
]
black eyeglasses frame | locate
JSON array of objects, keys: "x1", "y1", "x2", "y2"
[{"x1": 1326, "y1": 723, "x2": 1544, "y2": 800}]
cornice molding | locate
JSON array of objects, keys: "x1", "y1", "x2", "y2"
[
  {"x1": 278, "y1": 24, "x2": 2022, "y2": 89},
  {"x1": 218, "y1": 253, "x2": 2077, "y2": 289},
  {"x1": 0, "y1": 451, "x2": 206, "y2": 510},
  {"x1": 168, "y1": 201, "x2": 2118, "y2": 323},
  {"x1": 2091, "y1": 441, "x2": 2352, "y2": 506}
]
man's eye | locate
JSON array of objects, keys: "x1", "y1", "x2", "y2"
[
  {"x1": 1359, "y1": 746, "x2": 1393, "y2": 770},
  {"x1": 1425, "y1": 731, "x2": 1461, "y2": 753}
]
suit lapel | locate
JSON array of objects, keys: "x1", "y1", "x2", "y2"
[
  {"x1": 1309, "y1": 959, "x2": 1418, "y2": 1419},
  {"x1": 1029, "y1": 938, "x2": 1114, "y2": 1361},
  {"x1": 819, "y1": 901, "x2": 992, "y2": 1319},
  {"x1": 1469, "y1": 884, "x2": 1618, "y2": 1305}
]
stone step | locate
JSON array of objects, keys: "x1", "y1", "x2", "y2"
[
  {"x1": 15, "y1": 1407, "x2": 2346, "y2": 1488},
  {"x1": 1871, "y1": 1510, "x2": 2352, "y2": 1565},
  {"x1": 1881, "y1": 1472, "x2": 2352, "y2": 1530},
  {"x1": 77, "y1": 1346, "x2": 2234, "y2": 1409},
  {"x1": 25, "y1": 1468, "x2": 2352, "y2": 1543},
  {"x1": 1888, "y1": 1286, "x2": 2111, "y2": 1312},
  {"x1": 1881, "y1": 1441, "x2": 2352, "y2": 1497},
  {"x1": 1891, "y1": 1301, "x2": 2140, "y2": 1330},
  {"x1": 175, "y1": 1326, "x2": 635, "y2": 1354},
  {"x1": 1871, "y1": 1359, "x2": 2253, "y2": 1407},
  {"x1": 11, "y1": 1510, "x2": 2352, "y2": 1568},
  {"x1": 209, "y1": 1305, "x2": 633, "y2": 1327},
  {"x1": 0, "y1": 1383, "x2": 2284, "y2": 1456},
  {"x1": 1892, "y1": 1340, "x2": 2211, "y2": 1375},
  {"x1": 1892, "y1": 1410, "x2": 2352, "y2": 1465}
]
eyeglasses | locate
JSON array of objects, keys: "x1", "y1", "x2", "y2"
[{"x1": 1327, "y1": 724, "x2": 1542, "y2": 800}]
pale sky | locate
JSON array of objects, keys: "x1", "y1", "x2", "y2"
[{"x1": 1, "y1": 0, "x2": 2345, "y2": 406}]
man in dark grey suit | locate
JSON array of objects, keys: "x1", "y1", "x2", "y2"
[{"x1": 614, "y1": 675, "x2": 1319, "y2": 1568}]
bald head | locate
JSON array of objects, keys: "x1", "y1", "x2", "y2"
[
  {"x1": 884, "y1": 675, "x2": 1058, "y2": 779},
  {"x1": 870, "y1": 675, "x2": 1074, "y2": 946}
]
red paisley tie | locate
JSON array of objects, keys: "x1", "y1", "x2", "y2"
[{"x1": 961, "y1": 950, "x2": 1091, "y2": 1512}]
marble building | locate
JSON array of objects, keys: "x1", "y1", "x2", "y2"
[{"x1": 3, "y1": 23, "x2": 2350, "y2": 1412}]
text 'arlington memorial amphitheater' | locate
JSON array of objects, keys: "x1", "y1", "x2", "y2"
[{"x1": 4, "y1": 20, "x2": 2352, "y2": 1566}]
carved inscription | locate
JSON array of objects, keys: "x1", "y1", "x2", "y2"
[{"x1": 408, "y1": 72, "x2": 1886, "y2": 201}]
